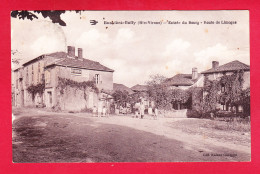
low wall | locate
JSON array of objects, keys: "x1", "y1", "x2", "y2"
[{"x1": 160, "y1": 109, "x2": 187, "y2": 118}]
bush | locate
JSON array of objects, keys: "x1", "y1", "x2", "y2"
[
  {"x1": 81, "y1": 107, "x2": 93, "y2": 113},
  {"x1": 215, "y1": 110, "x2": 247, "y2": 118},
  {"x1": 215, "y1": 110, "x2": 234, "y2": 117},
  {"x1": 186, "y1": 109, "x2": 201, "y2": 118},
  {"x1": 52, "y1": 105, "x2": 61, "y2": 112}
]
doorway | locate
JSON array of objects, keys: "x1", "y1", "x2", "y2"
[
  {"x1": 21, "y1": 90, "x2": 24, "y2": 107},
  {"x1": 47, "y1": 91, "x2": 52, "y2": 107}
]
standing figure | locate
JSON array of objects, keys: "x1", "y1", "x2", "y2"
[
  {"x1": 93, "y1": 106, "x2": 97, "y2": 117},
  {"x1": 154, "y1": 108, "x2": 158, "y2": 120},
  {"x1": 98, "y1": 102, "x2": 102, "y2": 117},
  {"x1": 140, "y1": 102, "x2": 145, "y2": 119},
  {"x1": 102, "y1": 106, "x2": 107, "y2": 117},
  {"x1": 148, "y1": 107, "x2": 153, "y2": 115},
  {"x1": 135, "y1": 108, "x2": 139, "y2": 118}
]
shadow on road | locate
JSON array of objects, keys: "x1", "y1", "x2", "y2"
[{"x1": 12, "y1": 114, "x2": 250, "y2": 163}]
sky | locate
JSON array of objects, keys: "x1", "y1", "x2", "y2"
[{"x1": 11, "y1": 11, "x2": 250, "y2": 87}]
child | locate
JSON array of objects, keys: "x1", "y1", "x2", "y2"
[
  {"x1": 98, "y1": 104, "x2": 102, "y2": 117},
  {"x1": 102, "y1": 106, "x2": 107, "y2": 117},
  {"x1": 140, "y1": 103, "x2": 145, "y2": 119},
  {"x1": 93, "y1": 106, "x2": 97, "y2": 117},
  {"x1": 135, "y1": 108, "x2": 139, "y2": 118}
]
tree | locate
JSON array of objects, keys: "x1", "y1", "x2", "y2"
[
  {"x1": 146, "y1": 74, "x2": 172, "y2": 110},
  {"x1": 11, "y1": 10, "x2": 83, "y2": 26},
  {"x1": 146, "y1": 74, "x2": 167, "y2": 88},
  {"x1": 202, "y1": 70, "x2": 247, "y2": 115},
  {"x1": 112, "y1": 90, "x2": 130, "y2": 108},
  {"x1": 240, "y1": 87, "x2": 250, "y2": 116},
  {"x1": 202, "y1": 80, "x2": 221, "y2": 113},
  {"x1": 170, "y1": 88, "x2": 191, "y2": 109},
  {"x1": 146, "y1": 74, "x2": 192, "y2": 111},
  {"x1": 219, "y1": 71, "x2": 244, "y2": 107}
]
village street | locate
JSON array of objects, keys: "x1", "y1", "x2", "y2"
[{"x1": 12, "y1": 108, "x2": 251, "y2": 162}]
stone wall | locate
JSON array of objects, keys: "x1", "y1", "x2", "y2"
[
  {"x1": 55, "y1": 85, "x2": 98, "y2": 111},
  {"x1": 160, "y1": 109, "x2": 187, "y2": 118},
  {"x1": 243, "y1": 71, "x2": 250, "y2": 89}
]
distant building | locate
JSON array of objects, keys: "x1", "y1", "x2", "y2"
[
  {"x1": 113, "y1": 83, "x2": 134, "y2": 94},
  {"x1": 131, "y1": 84, "x2": 148, "y2": 93},
  {"x1": 162, "y1": 60, "x2": 250, "y2": 113},
  {"x1": 163, "y1": 68, "x2": 203, "y2": 110},
  {"x1": 12, "y1": 46, "x2": 114, "y2": 111},
  {"x1": 164, "y1": 67, "x2": 204, "y2": 89}
]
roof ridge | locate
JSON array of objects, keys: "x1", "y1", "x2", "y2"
[
  {"x1": 51, "y1": 56, "x2": 114, "y2": 72},
  {"x1": 201, "y1": 60, "x2": 250, "y2": 74}
]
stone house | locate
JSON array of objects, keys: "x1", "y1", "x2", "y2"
[
  {"x1": 113, "y1": 83, "x2": 134, "y2": 95},
  {"x1": 200, "y1": 60, "x2": 250, "y2": 113},
  {"x1": 12, "y1": 46, "x2": 114, "y2": 111},
  {"x1": 164, "y1": 67, "x2": 203, "y2": 90},
  {"x1": 131, "y1": 84, "x2": 148, "y2": 93},
  {"x1": 163, "y1": 68, "x2": 203, "y2": 110},
  {"x1": 161, "y1": 60, "x2": 250, "y2": 114}
]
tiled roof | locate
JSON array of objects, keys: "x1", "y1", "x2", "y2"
[
  {"x1": 53, "y1": 58, "x2": 114, "y2": 72},
  {"x1": 23, "y1": 52, "x2": 70, "y2": 66},
  {"x1": 100, "y1": 89, "x2": 114, "y2": 96},
  {"x1": 131, "y1": 84, "x2": 148, "y2": 92},
  {"x1": 201, "y1": 60, "x2": 250, "y2": 74},
  {"x1": 46, "y1": 51, "x2": 68, "y2": 58},
  {"x1": 113, "y1": 83, "x2": 134, "y2": 94},
  {"x1": 45, "y1": 52, "x2": 114, "y2": 72},
  {"x1": 164, "y1": 73, "x2": 201, "y2": 86}
]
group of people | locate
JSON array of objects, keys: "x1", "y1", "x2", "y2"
[
  {"x1": 92, "y1": 105, "x2": 108, "y2": 117},
  {"x1": 134, "y1": 103, "x2": 158, "y2": 119},
  {"x1": 92, "y1": 102, "x2": 159, "y2": 119},
  {"x1": 135, "y1": 103, "x2": 145, "y2": 119}
]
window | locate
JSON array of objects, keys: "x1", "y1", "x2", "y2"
[
  {"x1": 222, "y1": 103, "x2": 226, "y2": 110},
  {"x1": 32, "y1": 65, "x2": 34, "y2": 84},
  {"x1": 38, "y1": 62, "x2": 40, "y2": 72},
  {"x1": 38, "y1": 62, "x2": 40, "y2": 83},
  {"x1": 41, "y1": 74, "x2": 45, "y2": 83},
  {"x1": 221, "y1": 84, "x2": 225, "y2": 93},
  {"x1": 45, "y1": 70, "x2": 51, "y2": 84},
  {"x1": 26, "y1": 67, "x2": 29, "y2": 85},
  {"x1": 238, "y1": 105, "x2": 243, "y2": 113},
  {"x1": 95, "y1": 74, "x2": 100, "y2": 84},
  {"x1": 48, "y1": 91, "x2": 52, "y2": 104}
]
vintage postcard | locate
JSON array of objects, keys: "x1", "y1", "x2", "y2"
[{"x1": 11, "y1": 10, "x2": 250, "y2": 162}]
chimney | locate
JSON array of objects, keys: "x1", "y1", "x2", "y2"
[
  {"x1": 78, "y1": 48, "x2": 83, "y2": 60},
  {"x1": 67, "y1": 46, "x2": 75, "y2": 57},
  {"x1": 212, "y1": 61, "x2": 219, "y2": 69},
  {"x1": 192, "y1": 67, "x2": 198, "y2": 80}
]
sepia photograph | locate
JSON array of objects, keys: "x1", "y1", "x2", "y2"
[{"x1": 11, "y1": 10, "x2": 250, "y2": 162}]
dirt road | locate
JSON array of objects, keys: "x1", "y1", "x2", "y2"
[{"x1": 12, "y1": 108, "x2": 251, "y2": 162}]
